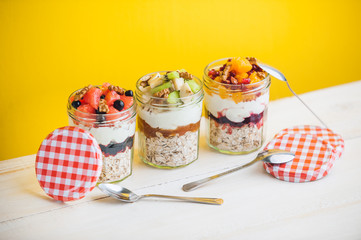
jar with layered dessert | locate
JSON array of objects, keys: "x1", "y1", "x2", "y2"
[
  {"x1": 67, "y1": 83, "x2": 136, "y2": 183},
  {"x1": 135, "y1": 70, "x2": 204, "y2": 168},
  {"x1": 203, "y1": 57, "x2": 271, "y2": 154}
]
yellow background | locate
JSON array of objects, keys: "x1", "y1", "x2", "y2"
[{"x1": 1, "y1": 0, "x2": 360, "y2": 160}]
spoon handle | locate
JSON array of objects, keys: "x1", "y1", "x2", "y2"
[
  {"x1": 142, "y1": 194, "x2": 223, "y2": 205},
  {"x1": 182, "y1": 156, "x2": 262, "y2": 192}
]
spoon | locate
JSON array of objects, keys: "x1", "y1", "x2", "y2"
[
  {"x1": 259, "y1": 63, "x2": 328, "y2": 128},
  {"x1": 182, "y1": 149, "x2": 295, "y2": 192},
  {"x1": 98, "y1": 183, "x2": 223, "y2": 205}
]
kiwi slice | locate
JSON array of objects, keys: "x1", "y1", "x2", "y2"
[
  {"x1": 151, "y1": 81, "x2": 172, "y2": 95},
  {"x1": 186, "y1": 80, "x2": 201, "y2": 93},
  {"x1": 167, "y1": 71, "x2": 180, "y2": 80},
  {"x1": 167, "y1": 91, "x2": 180, "y2": 104}
]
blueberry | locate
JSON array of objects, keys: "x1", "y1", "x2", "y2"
[
  {"x1": 100, "y1": 95, "x2": 105, "y2": 99},
  {"x1": 125, "y1": 90, "x2": 133, "y2": 97},
  {"x1": 113, "y1": 100, "x2": 124, "y2": 111},
  {"x1": 71, "y1": 100, "x2": 81, "y2": 109}
]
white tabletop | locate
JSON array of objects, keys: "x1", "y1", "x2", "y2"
[{"x1": 1, "y1": 81, "x2": 361, "y2": 240}]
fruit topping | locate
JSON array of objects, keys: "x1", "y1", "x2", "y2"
[
  {"x1": 172, "y1": 78, "x2": 184, "y2": 91},
  {"x1": 166, "y1": 71, "x2": 180, "y2": 80},
  {"x1": 125, "y1": 90, "x2": 133, "y2": 97},
  {"x1": 108, "y1": 106, "x2": 120, "y2": 114},
  {"x1": 180, "y1": 82, "x2": 193, "y2": 98},
  {"x1": 105, "y1": 90, "x2": 121, "y2": 106},
  {"x1": 167, "y1": 91, "x2": 180, "y2": 104},
  {"x1": 148, "y1": 73, "x2": 163, "y2": 88},
  {"x1": 77, "y1": 104, "x2": 96, "y2": 114},
  {"x1": 71, "y1": 83, "x2": 133, "y2": 115},
  {"x1": 74, "y1": 85, "x2": 92, "y2": 101},
  {"x1": 138, "y1": 70, "x2": 201, "y2": 106},
  {"x1": 83, "y1": 87, "x2": 103, "y2": 109},
  {"x1": 151, "y1": 81, "x2": 172, "y2": 95},
  {"x1": 119, "y1": 95, "x2": 133, "y2": 110},
  {"x1": 187, "y1": 79, "x2": 201, "y2": 93},
  {"x1": 71, "y1": 100, "x2": 81, "y2": 109},
  {"x1": 113, "y1": 100, "x2": 125, "y2": 111},
  {"x1": 208, "y1": 57, "x2": 267, "y2": 85}
]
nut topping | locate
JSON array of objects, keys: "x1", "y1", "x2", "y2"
[
  {"x1": 98, "y1": 99, "x2": 109, "y2": 113},
  {"x1": 179, "y1": 72, "x2": 193, "y2": 80},
  {"x1": 74, "y1": 85, "x2": 92, "y2": 101},
  {"x1": 154, "y1": 88, "x2": 170, "y2": 98},
  {"x1": 108, "y1": 85, "x2": 125, "y2": 95}
]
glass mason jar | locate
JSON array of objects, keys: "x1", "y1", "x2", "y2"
[
  {"x1": 135, "y1": 71, "x2": 204, "y2": 169},
  {"x1": 67, "y1": 88, "x2": 136, "y2": 183},
  {"x1": 203, "y1": 58, "x2": 271, "y2": 154}
]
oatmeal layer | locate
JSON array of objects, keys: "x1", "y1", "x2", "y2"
[
  {"x1": 208, "y1": 118, "x2": 263, "y2": 153},
  {"x1": 138, "y1": 116, "x2": 200, "y2": 138}
]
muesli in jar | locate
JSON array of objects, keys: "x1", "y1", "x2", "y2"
[
  {"x1": 204, "y1": 57, "x2": 271, "y2": 154},
  {"x1": 135, "y1": 70, "x2": 204, "y2": 168},
  {"x1": 67, "y1": 83, "x2": 136, "y2": 182}
]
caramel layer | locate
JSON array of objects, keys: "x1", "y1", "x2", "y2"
[{"x1": 138, "y1": 116, "x2": 200, "y2": 138}]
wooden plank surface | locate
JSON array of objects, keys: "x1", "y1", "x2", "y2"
[{"x1": 1, "y1": 81, "x2": 360, "y2": 240}]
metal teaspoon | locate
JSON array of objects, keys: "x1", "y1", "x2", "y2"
[
  {"x1": 98, "y1": 183, "x2": 223, "y2": 205},
  {"x1": 182, "y1": 149, "x2": 295, "y2": 192}
]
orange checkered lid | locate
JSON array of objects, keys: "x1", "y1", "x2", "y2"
[
  {"x1": 35, "y1": 126, "x2": 102, "y2": 201},
  {"x1": 263, "y1": 125, "x2": 344, "y2": 182}
]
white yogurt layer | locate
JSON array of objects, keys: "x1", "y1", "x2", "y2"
[
  {"x1": 205, "y1": 92, "x2": 269, "y2": 123},
  {"x1": 138, "y1": 101, "x2": 203, "y2": 130},
  {"x1": 69, "y1": 120, "x2": 136, "y2": 146}
]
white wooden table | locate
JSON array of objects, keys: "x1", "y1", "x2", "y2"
[{"x1": 1, "y1": 81, "x2": 361, "y2": 240}]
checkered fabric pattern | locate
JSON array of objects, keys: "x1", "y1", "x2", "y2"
[
  {"x1": 263, "y1": 125, "x2": 344, "y2": 183},
  {"x1": 36, "y1": 126, "x2": 102, "y2": 202}
]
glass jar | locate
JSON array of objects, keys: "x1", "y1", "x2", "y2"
[
  {"x1": 135, "y1": 71, "x2": 204, "y2": 169},
  {"x1": 203, "y1": 58, "x2": 271, "y2": 154},
  {"x1": 67, "y1": 88, "x2": 136, "y2": 183}
]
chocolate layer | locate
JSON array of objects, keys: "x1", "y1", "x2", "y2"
[
  {"x1": 138, "y1": 117, "x2": 200, "y2": 138},
  {"x1": 206, "y1": 108, "x2": 264, "y2": 128},
  {"x1": 99, "y1": 135, "x2": 134, "y2": 157}
]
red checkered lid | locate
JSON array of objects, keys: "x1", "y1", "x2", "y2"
[
  {"x1": 263, "y1": 125, "x2": 344, "y2": 182},
  {"x1": 36, "y1": 126, "x2": 102, "y2": 201}
]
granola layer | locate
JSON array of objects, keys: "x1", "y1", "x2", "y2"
[
  {"x1": 98, "y1": 147, "x2": 132, "y2": 182},
  {"x1": 208, "y1": 117, "x2": 264, "y2": 153},
  {"x1": 138, "y1": 130, "x2": 199, "y2": 168}
]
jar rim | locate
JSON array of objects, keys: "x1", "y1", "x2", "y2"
[
  {"x1": 135, "y1": 71, "x2": 204, "y2": 108},
  {"x1": 203, "y1": 57, "x2": 270, "y2": 92}
]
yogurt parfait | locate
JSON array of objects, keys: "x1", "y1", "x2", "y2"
[
  {"x1": 135, "y1": 70, "x2": 203, "y2": 168},
  {"x1": 204, "y1": 57, "x2": 270, "y2": 154},
  {"x1": 67, "y1": 83, "x2": 136, "y2": 182}
]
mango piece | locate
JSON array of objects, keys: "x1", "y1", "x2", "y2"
[{"x1": 230, "y1": 57, "x2": 253, "y2": 74}]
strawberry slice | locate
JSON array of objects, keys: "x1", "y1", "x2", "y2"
[
  {"x1": 105, "y1": 90, "x2": 121, "y2": 106},
  {"x1": 82, "y1": 87, "x2": 103, "y2": 109},
  {"x1": 119, "y1": 95, "x2": 134, "y2": 110},
  {"x1": 108, "y1": 106, "x2": 119, "y2": 114},
  {"x1": 77, "y1": 104, "x2": 96, "y2": 114}
]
